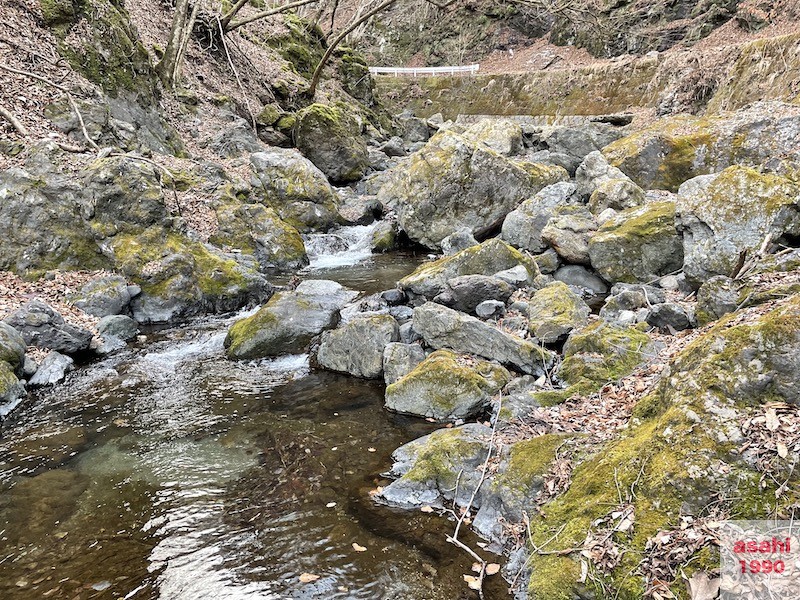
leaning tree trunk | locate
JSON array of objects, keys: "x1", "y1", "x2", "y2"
[{"x1": 157, "y1": 0, "x2": 192, "y2": 89}]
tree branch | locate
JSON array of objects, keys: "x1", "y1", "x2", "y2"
[
  {"x1": 226, "y1": 0, "x2": 320, "y2": 31},
  {"x1": 0, "y1": 104, "x2": 29, "y2": 137}
]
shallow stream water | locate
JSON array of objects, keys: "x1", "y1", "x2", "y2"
[{"x1": 0, "y1": 229, "x2": 512, "y2": 600}]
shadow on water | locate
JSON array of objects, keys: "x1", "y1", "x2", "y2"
[{"x1": 0, "y1": 249, "x2": 513, "y2": 599}]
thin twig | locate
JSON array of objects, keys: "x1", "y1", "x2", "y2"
[{"x1": 216, "y1": 17, "x2": 257, "y2": 132}]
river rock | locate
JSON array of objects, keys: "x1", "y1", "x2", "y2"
[
  {"x1": 381, "y1": 136, "x2": 406, "y2": 157},
  {"x1": 399, "y1": 238, "x2": 540, "y2": 301},
  {"x1": 97, "y1": 315, "x2": 138, "y2": 341},
  {"x1": 440, "y1": 229, "x2": 478, "y2": 255},
  {"x1": 383, "y1": 342, "x2": 426, "y2": 385},
  {"x1": 527, "y1": 282, "x2": 591, "y2": 344},
  {"x1": 554, "y1": 265, "x2": 608, "y2": 296},
  {"x1": 494, "y1": 264, "x2": 534, "y2": 288},
  {"x1": 462, "y1": 119, "x2": 523, "y2": 156},
  {"x1": 293, "y1": 103, "x2": 368, "y2": 184},
  {"x1": 603, "y1": 102, "x2": 800, "y2": 191},
  {"x1": 541, "y1": 205, "x2": 597, "y2": 265},
  {"x1": 28, "y1": 352, "x2": 74, "y2": 386},
  {"x1": 210, "y1": 202, "x2": 308, "y2": 272},
  {"x1": 443, "y1": 275, "x2": 514, "y2": 314},
  {"x1": 696, "y1": 275, "x2": 741, "y2": 325},
  {"x1": 0, "y1": 361, "x2": 25, "y2": 406},
  {"x1": 4, "y1": 300, "x2": 92, "y2": 355},
  {"x1": 316, "y1": 314, "x2": 399, "y2": 379},
  {"x1": 71, "y1": 275, "x2": 132, "y2": 317},
  {"x1": 589, "y1": 202, "x2": 683, "y2": 284},
  {"x1": 397, "y1": 113, "x2": 431, "y2": 143},
  {"x1": 385, "y1": 349, "x2": 510, "y2": 422},
  {"x1": 371, "y1": 220, "x2": 398, "y2": 252},
  {"x1": 675, "y1": 166, "x2": 800, "y2": 288},
  {"x1": 224, "y1": 280, "x2": 357, "y2": 359},
  {"x1": 412, "y1": 302, "x2": 555, "y2": 376},
  {"x1": 0, "y1": 322, "x2": 26, "y2": 374},
  {"x1": 575, "y1": 151, "x2": 633, "y2": 199},
  {"x1": 378, "y1": 129, "x2": 567, "y2": 249},
  {"x1": 588, "y1": 178, "x2": 646, "y2": 214},
  {"x1": 249, "y1": 148, "x2": 341, "y2": 232},
  {"x1": 476, "y1": 300, "x2": 506, "y2": 319},
  {"x1": 501, "y1": 182, "x2": 580, "y2": 253},
  {"x1": 379, "y1": 423, "x2": 493, "y2": 508}
]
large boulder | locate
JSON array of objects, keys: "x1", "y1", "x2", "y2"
[
  {"x1": 385, "y1": 349, "x2": 510, "y2": 421},
  {"x1": 603, "y1": 103, "x2": 800, "y2": 191},
  {"x1": 574, "y1": 151, "x2": 633, "y2": 199},
  {"x1": 0, "y1": 323, "x2": 26, "y2": 375},
  {"x1": 462, "y1": 119, "x2": 523, "y2": 156},
  {"x1": 587, "y1": 178, "x2": 646, "y2": 214},
  {"x1": 501, "y1": 182, "x2": 580, "y2": 253},
  {"x1": 315, "y1": 314, "x2": 399, "y2": 379},
  {"x1": 527, "y1": 282, "x2": 591, "y2": 344},
  {"x1": 589, "y1": 201, "x2": 683, "y2": 284},
  {"x1": 383, "y1": 342, "x2": 426, "y2": 385},
  {"x1": 675, "y1": 166, "x2": 800, "y2": 288},
  {"x1": 250, "y1": 148, "x2": 341, "y2": 232},
  {"x1": 210, "y1": 202, "x2": 308, "y2": 272},
  {"x1": 399, "y1": 238, "x2": 540, "y2": 301},
  {"x1": 3, "y1": 300, "x2": 92, "y2": 354},
  {"x1": 440, "y1": 275, "x2": 514, "y2": 314},
  {"x1": 70, "y1": 275, "x2": 133, "y2": 317},
  {"x1": 224, "y1": 280, "x2": 357, "y2": 359},
  {"x1": 540, "y1": 205, "x2": 597, "y2": 265},
  {"x1": 293, "y1": 103, "x2": 369, "y2": 184},
  {"x1": 412, "y1": 302, "x2": 555, "y2": 376},
  {"x1": 378, "y1": 129, "x2": 568, "y2": 249}
]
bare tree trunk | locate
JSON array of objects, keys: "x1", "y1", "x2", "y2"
[
  {"x1": 171, "y1": 1, "x2": 200, "y2": 86},
  {"x1": 307, "y1": 0, "x2": 399, "y2": 97},
  {"x1": 157, "y1": 0, "x2": 191, "y2": 88}
]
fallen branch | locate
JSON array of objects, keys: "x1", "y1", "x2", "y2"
[{"x1": 0, "y1": 104, "x2": 29, "y2": 136}]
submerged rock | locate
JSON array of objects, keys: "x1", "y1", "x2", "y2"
[
  {"x1": 378, "y1": 129, "x2": 567, "y2": 249},
  {"x1": 385, "y1": 349, "x2": 510, "y2": 422},
  {"x1": 4, "y1": 300, "x2": 92, "y2": 355},
  {"x1": 316, "y1": 314, "x2": 399, "y2": 379},
  {"x1": 225, "y1": 280, "x2": 357, "y2": 359},
  {"x1": 412, "y1": 302, "x2": 555, "y2": 376}
]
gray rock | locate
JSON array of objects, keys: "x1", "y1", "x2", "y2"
[
  {"x1": 29, "y1": 352, "x2": 74, "y2": 386},
  {"x1": 476, "y1": 300, "x2": 506, "y2": 319},
  {"x1": 696, "y1": 276, "x2": 741, "y2": 325},
  {"x1": 609, "y1": 283, "x2": 666, "y2": 304},
  {"x1": 646, "y1": 302, "x2": 695, "y2": 332},
  {"x1": 494, "y1": 264, "x2": 533, "y2": 288},
  {"x1": 588, "y1": 178, "x2": 646, "y2": 214},
  {"x1": 575, "y1": 151, "x2": 634, "y2": 199},
  {"x1": 381, "y1": 289, "x2": 407, "y2": 305},
  {"x1": 399, "y1": 321, "x2": 422, "y2": 344},
  {"x1": 22, "y1": 356, "x2": 38, "y2": 379},
  {"x1": 462, "y1": 119, "x2": 523, "y2": 156},
  {"x1": 382, "y1": 342, "x2": 426, "y2": 385},
  {"x1": 371, "y1": 219, "x2": 398, "y2": 253},
  {"x1": 367, "y1": 148, "x2": 390, "y2": 172},
  {"x1": 4, "y1": 300, "x2": 92, "y2": 354},
  {"x1": 316, "y1": 314, "x2": 399, "y2": 379},
  {"x1": 440, "y1": 229, "x2": 478, "y2": 256},
  {"x1": 389, "y1": 305, "x2": 413, "y2": 323},
  {"x1": 97, "y1": 314, "x2": 139, "y2": 341},
  {"x1": 250, "y1": 148, "x2": 341, "y2": 232},
  {"x1": 676, "y1": 167, "x2": 800, "y2": 287},
  {"x1": 600, "y1": 290, "x2": 651, "y2": 324},
  {"x1": 93, "y1": 334, "x2": 127, "y2": 356},
  {"x1": 0, "y1": 361, "x2": 25, "y2": 407},
  {"x1": 527, "y1": 282, "x2": 591, "y2": 344},
  {"x1": 532, "y1": 248, "x2": 560, "y2": 274},
  {"x1": 385, "y1": 349, "x2": 510, "y2": 422},
  {"x1": 71, "y1": 275, "x2": 132, "y2": 317},
  {"x1": 381, "y1": 136, "x2": 406, "y2": 157},
  {"x1": 541, "y1": 205, "x2": 597, "y2": 265},
  {"x1": 413, "y1": 302, "x2": 554, "y2": 376},
  {"x1": 554, "y1": 265, "x2": 609, "y2": 295},
  {"x1": 399, "y1": 115, "x2": 431, "y2": 143},
  {"x1": 501, "y1": 182, "x2": 579, "y2": 253},
  {"x1": 0, "y1": 322, "x2": 26, "y2": 374},
  {"x1": 379, "y1": 423, "x2": 492, "y2": 508},
  {"x1": 378, "y1": 130, "x2": 567, "y2": 249},
  {"x1": 206, "y1": 116, "x2": 263, "y2": 158},
  {"x1": 445, "y1": 275, "x2": 513, "y2": 314},
  {"x1": 225, "y1": 280, "x2": 357, "y2": 359}
]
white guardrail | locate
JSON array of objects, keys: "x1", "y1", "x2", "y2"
[{"x1": 368, "y1": 64, "x2": 480, "y2": 77}]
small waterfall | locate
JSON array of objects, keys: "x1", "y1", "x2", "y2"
[{"x1": 302, "y1": 223, "x2": 378, "y2": 270}]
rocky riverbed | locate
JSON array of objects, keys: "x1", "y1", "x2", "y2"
[{"x1": 3, "y1": 97, "x2": 800, "y2": 599}]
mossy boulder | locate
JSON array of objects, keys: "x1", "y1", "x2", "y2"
[
  {"x1": 379, "y1": 423, "x2": 493, "y2": 508},
  {"x1": 413, "y1": 302, "x2": 555, "y2": 376},
  {"x1": 336, "y1": 48, "x2": 374, "y2": 105},
  {"x1": 385, "y1": 349, "x2": 510, "y2": 422},
  {"x1": 558, "y1": 320, "x2": 656, "y2": 391},
  {"x1": 400, "y1": 238, "x2": 541, "y2": 300},
  {"x1": 527, "y1": 282, "x2": 590, "y2": 344},
  {"x1": 676, "y1": 166, "x2": 800, "y2": 287},
  {"x1": 589, "y1": 201, "x2": 684, "y2": 284},
  {"x1": 540, "y1": 204, "x2": 597, "y2": 265},
  {"x1": 224, "y1": 280, "x2": 357, "y2": 359},
  {"x1": 525, "y1": 296, "x2": 800, "y2": 599},
  {"x1": 210, "y1": 202, "x2": 308, "y2": 272},
  {"x1": 378, "y1": 129, "x2": 568, "y2": 249},
  {"x1": 588, "y1": 178, "x2": 646, "y2": 214},
  {"x1": 250, "y1": 148, "x2": 341, "y2": 232},
  {"x1": 316, "y1": 314, "x2": 399, "y2": 379},
  {"x1": 0, "y1": 360, "x2": 26, "y2": 406},
  {"x1": 293, "y1": 103, "x2": 369, "y2": 184},
  {"x1": 111, "y1": 227, "x2": 270, "y2": 324},
  {"x1": 461, "y1": 119, "x2": 524, "y2": 156},
  {"x1": 501, "y1": 182, "x2": 580, "y2": 253},
  {"x1": 603, "y1": 103, "x2": 800, "y2": 191},
  {"x1": 0, "y1": 323, "x2": 26, "y2": 375}
]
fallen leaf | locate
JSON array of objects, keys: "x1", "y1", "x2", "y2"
[
  {"x1": 368, "y1": 487, "x2": 384, "y2": 497},
  {"x1": 299, "y1": 573, "x2": 320, "y2": 583},
  {"x1": 777, "y1": 443, "x2": 789, "y2": 458},
  {"x1": 485, "y1": 563, "x2": 501, "y2": 576},
  {"x1": 463, "y1": 575, "x2": 481, "y2": 590},
  {"x1": 420, "y1": 506, "x2": 434, "y2": 513},
  {"x1": 765, "y1": 408, "x2": 780, "y2": 431},
  {"x1": 367, "y1": 447, "x2": 376, "y2": 453},
  {"x1": 326, "y1": 502, "x2": 337, "y2": 508},
  {"x1": 471, "y1": 562, "x2": 482, "y2": 573},
  {"x1": 687, "y1": 571, "x2": 720, "y2": 600},
  {"x1": 352, "y1": 543, "x2": 367, "y2": 552}
]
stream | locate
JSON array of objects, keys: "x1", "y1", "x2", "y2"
[{"x1": 0, "y1": 225, "x2": 512, "y2": 600}]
